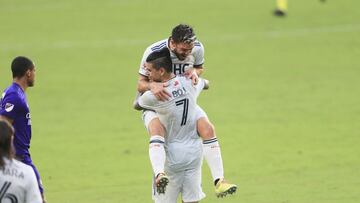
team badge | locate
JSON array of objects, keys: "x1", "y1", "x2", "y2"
[{"x1": 5, "y1": 103, "x2": 14, "y2": 112}]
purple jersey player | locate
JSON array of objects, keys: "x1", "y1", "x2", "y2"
[{"x1": 0, "y1": 56, "x2": 46, "y2": 203}]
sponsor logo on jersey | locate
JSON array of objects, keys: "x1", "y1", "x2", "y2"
[
  {"x1": 5, "y1": 103, "x2": 14, "y2": 112},
  {"x1": 26, "y1": 113, "x2": 31, "y2": 126}
]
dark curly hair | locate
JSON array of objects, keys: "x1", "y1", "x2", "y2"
[{"x1": 171, "y1": 24, "x2": 196, "y2": 44}]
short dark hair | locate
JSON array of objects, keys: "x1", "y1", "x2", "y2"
[
  {"x1": 146, "y1": 48, "x2": 172, "y2": 73},
  {"x1": 171, "y1": 24, "x2": 196, "y2": 44},
  {"x1": 0, "y1": 119, "x2": 15, "y2": 169},
  {"x1": 11, "y1": 56, "x2": 34, "y2": 78}
]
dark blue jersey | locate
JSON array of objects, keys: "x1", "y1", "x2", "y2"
[{"x1": 0, "y1": 83, "x2": 32, "y2": 157}]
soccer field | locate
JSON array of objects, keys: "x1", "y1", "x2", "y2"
[{"x1": 1, "y1": 0, "x2": 359, "y2": 202}]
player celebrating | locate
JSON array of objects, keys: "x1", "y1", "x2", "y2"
[
  {"x1": 0, "y1": 56, "x2": 46, "y2": 202},
  {"x1": 0, "y1": 119, "x2": 42, "y2": 203},
  {"x1": 135, "y1": 24, "x2": 237, "y2": 197},
  {"x1": 136, "y1": 48, "x2": 210, "y2": 202}
]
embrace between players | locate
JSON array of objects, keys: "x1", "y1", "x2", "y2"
[{"x1": 134, "y1": 24, "x2": 237, "y2": 203}]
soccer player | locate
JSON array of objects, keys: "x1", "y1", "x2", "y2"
[
  {"x1": 274, "y1": 0, "x2": 288, "y2": 16},
  {"x1": 135, "y1": 24, "x2": 237, "y2": 197},
  {"x1": 0, "y1": 56, "x2": 46, "y2": 203},
  {"x1": 0, "y1": 119, "x2": 42, "y2": 203},
  {"x1": 136, "y1": 48, "x2": 209, "y2": 202}
]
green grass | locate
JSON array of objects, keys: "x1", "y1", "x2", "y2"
[{"x1": 1, "y1": 0, "x2": 360, "y2": 202}]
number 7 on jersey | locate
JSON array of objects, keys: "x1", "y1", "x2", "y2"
[{"x1": 175, "y1": 98, "x2": 189, "y2": 126}]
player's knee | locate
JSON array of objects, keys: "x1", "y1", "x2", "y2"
[
  {"x1": 148, "y1": 118, "x2": 165, "y2": 136},
  {"x1": 197, "y1": 118, "x2": 215, "y2": 140}
]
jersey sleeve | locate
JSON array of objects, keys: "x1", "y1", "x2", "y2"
[
  {"x1": 194, "y1": 41, "x2": 205, "y2": 66},
  {"x1": 25, "y1": 166, "x2": 42, "y2": 203},
  {"x1": 138, "y1": 91, "x2": 158, "y2": 110},
  {"x1": 193, "y1": 78, "x2": 206, "y2": 97},
  {"x1": 0, "y1": 92, "x2": 23, "y2": 120},
  {"x1": 138, "y1": 47, "x2": 152, "y2": 76}
]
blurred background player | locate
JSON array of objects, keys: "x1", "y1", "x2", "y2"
[
  {"x1": 274, "y1": 0, "x2": 288, "y2": 16},
  {"x1": 135, "y1": 24, "x2": 237, "y2": 197},
  {"x1": 0, "y1": 119, "x2": 42, "y2": 203},
  {"x1": 0, "y1": 56, "x2": 46, "y2": 203}
]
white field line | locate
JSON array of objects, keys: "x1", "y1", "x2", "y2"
[{"x1": 1, "y1": 23, "x2": 360, "y2": 51}]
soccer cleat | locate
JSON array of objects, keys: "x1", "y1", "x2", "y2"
[
  {"x1": 273, "y1": 9, "x2": 286, "y2": 17},
  {"x1": 156, "y1": 173, "x2": 169, "y2": 194},
  {"x1": 215, "y1": 179, "x2": 237, "y2": 198}
]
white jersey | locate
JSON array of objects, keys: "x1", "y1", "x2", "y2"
[
  {"x1": 0, "y1": 158, "x2": 42, "y2": 203},
  {"x1": 138, "y1": 77, "x2": 206, "y2": 172},
  {"x1": 139, "y1": 39, "x2": 205, "y2": 76}
]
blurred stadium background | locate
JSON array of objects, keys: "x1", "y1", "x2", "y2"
[{"x1": 1, "y1": 0, "x2": 359, "y2": 202}]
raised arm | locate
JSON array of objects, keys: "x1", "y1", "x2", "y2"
[{"x1": 137, "y1": 74, "x2": 171, "y2": 102}]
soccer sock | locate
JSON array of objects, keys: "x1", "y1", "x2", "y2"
[
  {"x1": 276, "y1": 0, "x2": 288, "y2": 11},
  {"x1": 149, "y1": 135, "x2": 166, "y2": 177},
  {"x1": 203, "y1": 137, "x2": 224, "y2": 183}
]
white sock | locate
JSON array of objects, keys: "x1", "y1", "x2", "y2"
[
  {"x1": 203, "y1": 137, "x2": 224, "y2": 182},
  {"x1": 149, "y1": 135, "x2": 166, "y2": 176}
]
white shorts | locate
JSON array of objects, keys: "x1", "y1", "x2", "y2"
[
  {"x1": 152, "y1": 167, "x2": 206, "y2": 203},
  {"x1": 142, "y1": 105, "x2": 208, "y2": 131}
]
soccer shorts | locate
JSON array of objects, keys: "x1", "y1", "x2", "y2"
[
  {"x1": 142, "y1": 105, "x2": 208, "y2": 131},
  {"x1": 152, "y1": 167, "x2": 205, "y2": 203}
]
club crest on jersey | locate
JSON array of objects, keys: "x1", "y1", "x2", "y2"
[
  {"x1": 174, "y1": 81, "x2": 179, "y2": 86},
  {"x1": 5, "y1": 103, "x2": 14, "y2": 112}
]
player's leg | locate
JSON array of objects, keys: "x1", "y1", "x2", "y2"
[
  {"x1": 195, "y1": 106, "x2": 237, "y2": 196},
  {"x1": 143, "y1": 110, "x2": 168, "y2": 192},
  {"x1": 181, "y1": 167, "x2": 205, "y2": 203},
  {"x1": 153, "y1": 169, "x2": 180, "y2": 203},
  {"x1": 274, "y1": 0, "x2": 288, "y2": 16},
  {"x1": 21, "y1": 156, "x2": 46, "y2": 203},
  {"x1": 144, "y1": 111, "x2": 166, "y2": 176}
]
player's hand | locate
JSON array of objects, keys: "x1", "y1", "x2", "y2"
[
  {"x1": 185, "y1": 68, "x2": 198, "y2": 85},
  {"x1": 150, "y1": 82, "x2": 171, "y2": 101}
]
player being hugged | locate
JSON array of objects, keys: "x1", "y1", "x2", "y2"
[
  {"x1": 136, "y1": 48, "x2": 209, "y2": 203},
  {"x1": 135, "y1": 24, "x2": 237, "y2": 198}
]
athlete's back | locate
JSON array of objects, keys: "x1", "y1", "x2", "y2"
[{"x1": 0, "y1": 158, "x2": 42, "y2": 203}]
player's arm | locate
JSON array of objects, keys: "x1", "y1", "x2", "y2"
[
  {"x1": 193, "y1": 64, "x2": 204, "y2": 76},
  {"x1": 0, "y1": 94, "x2": 18, "y2": 123},
  {"x1": 137, "y1": 74, "x2": 171, "y2": 101},
  {"x1": 186, "y1": 41, "x2": 205, "y2": 85},
  {"x1": 135, "y1": 91, "x2": 157, "y2": 111}
]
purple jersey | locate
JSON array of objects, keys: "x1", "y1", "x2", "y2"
[{"x1": 0, "y1": 83, "x2": 32, "y2": 157}]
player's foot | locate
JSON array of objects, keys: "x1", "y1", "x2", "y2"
[
  {"x1": 273, "y1": 9, "x2": 286, "y2": 17},
  {"x1": 155, "y1": 173, "x2": 169, "y2": 194},
  {"x1": 215, "y1": 179, "x2": 237, "y2": 198}
]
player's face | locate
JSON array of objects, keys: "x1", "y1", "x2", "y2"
[
  {"x1": 171, "y1": 41, "x2": 194, "y2": 60},
  {"x1": 146, "y1": 63, "x2": 162, "y2": 82},
  {"x1": 27, "y1": 65, "x2": 36, "y2": 87}
]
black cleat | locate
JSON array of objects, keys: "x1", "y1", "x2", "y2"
[
  {"x1": 156, "y1": 174, "x2": 169, "y2": 194},
  {"x1": 274, "y1": 9, "x2": 286, "y2": 17}
]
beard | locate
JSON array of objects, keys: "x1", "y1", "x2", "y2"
[
  {"x1": 172, "y1": 50, "x2": 187, "y2": 61},
  {"x1": 27, "y1": 80, "x2": 34, "y2": 87}
]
